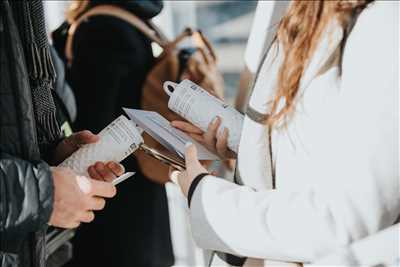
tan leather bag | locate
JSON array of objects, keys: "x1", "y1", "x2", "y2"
[{"x1": 66, "y1": 5, "x2": 224, "y2": 184}]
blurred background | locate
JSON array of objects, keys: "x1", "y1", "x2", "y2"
[{"x1": 45, "y1": 1, "x2": 258, "y2": 104}]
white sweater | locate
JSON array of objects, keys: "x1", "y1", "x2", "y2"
[{"x1": 188, "y1": 1, "x2": 399, "y2": 264}]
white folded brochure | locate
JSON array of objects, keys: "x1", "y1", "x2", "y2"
[
  {"x1": 60, "y1": 115, "x2": 143, "y2": 184},
  {"x1": 123, "y1": 108, "x2": 219, "y2": 160},
  {"x1": 164, "y1": 79, "x2": 244, "y2": 153}
]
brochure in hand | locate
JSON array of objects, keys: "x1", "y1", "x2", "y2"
[
  {"x1": 59, "y1": 115, "x2": 141, "y2": 184},
  {"x1": 164, "y1": 79, "x2": 244, "y2": 153},
  {"x1": 123, "y1": 108, "x2": 219, "y2": 161}
]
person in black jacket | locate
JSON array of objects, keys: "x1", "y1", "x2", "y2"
[
  {"x1": 0, "y1": 2, "x2": 124, "y2": 266},
  {"x1": 53, "y1": 1, "x2": 174, "y2": 267}
]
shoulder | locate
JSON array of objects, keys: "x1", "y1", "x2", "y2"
[
  {"x1": 342, "y1": 1, "x2": 397, "y2": 84},
  {"x1": 74, "y1": 15, "x2": 148, "y2": 50},
  {"x1": 345, "y1": 1, "x2": 397, "y2": 58},
  {"x1": 357, "y1": 1, "x2": 397, "y2": 24},
  {"x1": 338, "y1": 1, "x2": 397, "y2": 153}
]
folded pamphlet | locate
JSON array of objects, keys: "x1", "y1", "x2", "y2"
[
  {"x1": 123, "y1": 108, "x2": 219, "y2": 160},
  {"x1": 60, "y1": 115, "x2": 143, "y2": 184},
  {"x1": 164, "y1": 79, "x2": 244, "y2": 153}
]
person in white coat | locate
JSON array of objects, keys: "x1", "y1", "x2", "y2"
[
  {"x1": 171, "y1": 0, "x2": 399, "y2": 266},
  {"x1": 314, "y1": 223, "x2": 399, "y2": 266}
]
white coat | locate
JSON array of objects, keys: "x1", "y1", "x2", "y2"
[{"x1": 188, "y1": 2, "x2": 399, "y2": 266}]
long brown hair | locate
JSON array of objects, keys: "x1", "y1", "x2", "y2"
[{"x1": 267, "y1": 0, "x2": 372, "y2": 126}]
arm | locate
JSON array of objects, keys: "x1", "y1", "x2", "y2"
[
  {"x1": 0, "y1": 153, "x2": 53, "y2": 252},
  {"x1": 183, "y1": 2, "x2": 399, "y2": 263},
  {"x1": 314, "y1": 224, "x2": 400, "y2": 266}
]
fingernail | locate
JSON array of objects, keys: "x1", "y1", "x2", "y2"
[
  {"x1": 212, "y1": 116, "x2": 219, "y2": 124},
  {"x1": 185, "y1": 142, "x2": 193, "y2": 148},
  {"x1": 76, "y1": 175, "x2": 92, "y2": 194}
]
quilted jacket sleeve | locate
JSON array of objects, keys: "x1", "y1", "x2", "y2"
[{"x1": 0, "y1": 153, "x2": 54, "y2": 252}]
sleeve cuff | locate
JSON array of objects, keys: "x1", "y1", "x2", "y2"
[
  {"x1": 188, "y1": 173, "x2": 209, "y2": 208},
  {"x1": 35, "y1": 161, "x2": 54, "y2": 228}
]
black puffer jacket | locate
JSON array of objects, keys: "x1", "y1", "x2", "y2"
[{"x1": 0, "y1": 1, "x2": 54, "y2": 267}]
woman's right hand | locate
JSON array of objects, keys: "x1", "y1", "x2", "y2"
[{"x1": 171, "y1": 116, "x2": 237, "y2": 160}]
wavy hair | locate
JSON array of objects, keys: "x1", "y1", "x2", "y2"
[{"x1": 267, "y1": 0, "x2": 373, "y2": 126}]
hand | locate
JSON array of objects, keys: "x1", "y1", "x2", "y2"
[
  {"x1": 171, "y1": 117, "x2": 237, "y2": 160},
  {"x1": 49, "y1": 167, "x2": 117, "y2": 228},
  {"x1": 175, "y1": 143, "x2": 208, "y2": 197},
  {"x1": 223, "y1": 159, "x2": 236, "y2": 171},
  {"x1": 87, "y1": 161, "x2": 125, "y2": 182},
  {"x1": 52, "y1": 130, "x2": 99, "y2": 165},
  {"x1": 52, "y1": 130, "x2": 125, "y2": 182}
]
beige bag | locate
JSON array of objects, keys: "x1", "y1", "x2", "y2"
[{"x1": 66, "y1": 5, "x2": 224, "y2": 184}]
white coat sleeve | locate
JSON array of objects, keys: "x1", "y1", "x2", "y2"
[{"x1": 188, "y1": 2, "x2": 399, "y2": 263}]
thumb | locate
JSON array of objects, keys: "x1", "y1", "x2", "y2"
[{"x1": 185, "y1": 143, "x2": 200, "y2": 170}]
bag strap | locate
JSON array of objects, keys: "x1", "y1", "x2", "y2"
[{"x1": 65, "y1": 4, "x2": 167, "y2": 65}]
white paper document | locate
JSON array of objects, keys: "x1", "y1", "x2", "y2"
[
  {"x1": 60, "y1": 115, "x2": 143, "y2": 176},
  {"x1": 123, "y1": 108, "x2": 219, "y2": 160}
]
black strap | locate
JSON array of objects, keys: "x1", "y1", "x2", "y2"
[{"x1": 188, "y1": 173, "x2": 209, "y2": 207}]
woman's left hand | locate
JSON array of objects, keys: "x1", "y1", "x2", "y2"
[
  {"x1": 171, "y1": 117, "x2": 237, "y2": 160},
  {"x1": 175, "y1": 143, "x2": 208, "y2": 197}
]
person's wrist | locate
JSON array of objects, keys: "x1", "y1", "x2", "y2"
[{"x1": 187, "y1": 173, "x2": 209, "y2": 207}]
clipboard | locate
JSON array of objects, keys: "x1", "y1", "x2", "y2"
[{"x1": 139, "y1": 144, "x2": 185, "y2": 171}]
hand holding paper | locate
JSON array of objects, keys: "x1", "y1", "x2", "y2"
[
  {"x1": 164, "y1": 79, "x2": 244, "y2": 153},
  {"x1": 59, "y1": 115, "x2": 142, "y2": 184},
  {"x1": 124, "y1": 108, "x2": 219, "y2": 160},
  {"x1": 171, "y1": 116, "x2": 237, "y2": 160}
]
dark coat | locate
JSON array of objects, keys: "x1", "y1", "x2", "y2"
[
  {"x1": 0, "y1": 1, "x2": 54, "y2": 266},
  {"x1": 53, "y1": 6, "x2": 174, "y2": 267}
]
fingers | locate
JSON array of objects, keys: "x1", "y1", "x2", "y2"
[
  {"x1": 85, "y1": 197, "x2": 106, "y2": 211},
  {"x1": 188, "y1": 133, "x2": 204, "y2": 142},
  {"x1": 88, "y1": 165, "x2": 103, "y2": 181},
  {"x1": 204, "y1": 116, "x2": 221, "y2": 147},
  {"x1": 61, "y1": 221, "x2": 81, "y2": 229},
  {"x1": 88, "y1": 162, "x2": 125, "y2": 182},
  {"x1": 171, "y1": 121, "x2": 203, "y2": 134},
  {"x1": 184, "y1": 143, "x2": 200, "y2": 170},
  {"x1": 106, "y1": 162, "x2": 125, "y2": 177},
  {"x1": 176, "y1": 170, "x2": 189, "y2": 195},
  {"x1": 94, "y1": 162, "x2": 116, "y2": 182},
  {"x1": 89, "y1": 179, "x2": 117, "y2": 198},
  {"x1": 80, "y1": 211, "x2": 95, "y2": 223},
  {"x1": 223, "y1": 159, "x2": 236, "y2": 171},
  {"x1": 216, "y1": 127, "x2": 229, "y2": 157},
  {"x1": 71, "y1": 130, "x2": 99, "y2": 146}
]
